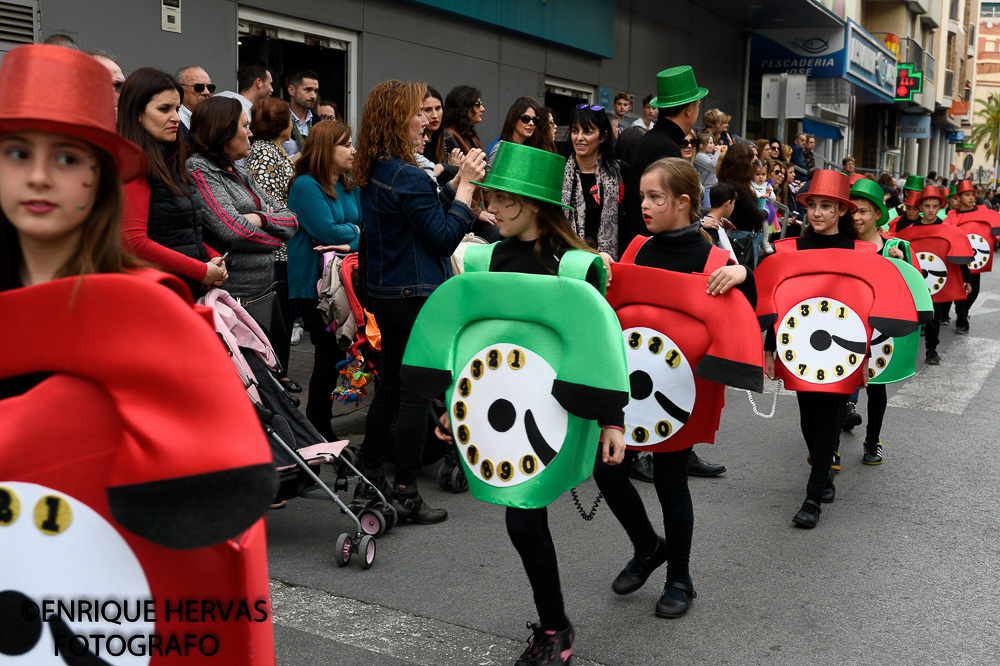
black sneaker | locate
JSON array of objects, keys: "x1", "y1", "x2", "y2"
[
  {"x1": 925, "y1": 350, "x2": 941, "y2": 365},
  {"x1": 842, "y1": 401, "x2": 862, "y2": 431},
  {"x1": 516, "y1": 621, "x2": 573, "y2": 665},
  {"x1": 955, "y1": 319, "x2": 970, "y2": 334},
  {"x1": 863, "y1": 440, "x2": 883, "y2": 465}
]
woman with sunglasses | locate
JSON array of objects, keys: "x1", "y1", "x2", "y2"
[
  {"x1": 680, "y1": 133, "x2": 696, "y2": 162},
  {"x1": 485, "y1": 96, "x2": 553, "y2": 174},
  {"x1": 562, "y1": 104, "x2": 621, "y2": 259},
  {"x1": 118, "y1": 67, "x2": 227, "y2": 297}
]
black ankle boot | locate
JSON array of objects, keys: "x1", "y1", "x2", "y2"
[{"x1": 391, "y1": 481, "x2": 448, "y2": 525}]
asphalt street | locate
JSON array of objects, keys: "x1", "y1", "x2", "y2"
[{"x1": 269, "y1": 281, "x2": 1000, "y2": 666}]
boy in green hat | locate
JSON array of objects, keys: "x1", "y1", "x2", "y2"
[
  {"x1": 623, "y1": 65, "x2": 725, "y2": 479},
  {"x1": 845, "y1": 178, "x2": 905, "y2": 465}
]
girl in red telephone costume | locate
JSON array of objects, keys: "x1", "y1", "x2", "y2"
[
  {"x1": 758, "y1": 170, "x2": 922, "y2": 528},
  {"x1": 0, "y1": 45, "x2": 276, "y2": 663},
  {"x1": 593, "y1": 158, "x2": 762, "y2": 619}
]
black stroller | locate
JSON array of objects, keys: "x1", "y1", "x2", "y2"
[{"x1": 201, "y1": 288, "x2": 397, "y2": 568}]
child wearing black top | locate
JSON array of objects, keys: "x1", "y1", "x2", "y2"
[{"x1": 593, "y1": 158, "x2": 757, "y2": 618}]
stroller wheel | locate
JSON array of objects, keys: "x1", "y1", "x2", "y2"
[
  {"x1": 335, "y1": 533, "x2": 352, "y2": 567},
  {"x1": 437, "y1": 463, "x2": 452, "y2": 491},
  {"x1": 358, "y1": 509, "x2": 386, "y2": 536},
  {"x1": 359, "y1": 535, "x2": 376, "y2": 569},
  {"x1": 379, "y1": 504, "x2": 397, "y2": 532},
  {"x1": 450, "y1": 466, "x2": 469, "y2": 493}
]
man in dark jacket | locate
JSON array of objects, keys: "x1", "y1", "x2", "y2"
[
  {"x1": 621, "y1": 66, "x2": 727, "y2": 480},
  {"x1": 625, "y1": 66, "x2": 707, "y2": 247}
]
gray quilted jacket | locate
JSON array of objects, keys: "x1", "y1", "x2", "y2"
[{"x1": 187, "y1": 152, "x2": 298, "y2": 299}]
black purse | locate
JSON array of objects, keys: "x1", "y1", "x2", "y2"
[{"x1": 242, "y1": 281, "x2": 287, "y2": 346}]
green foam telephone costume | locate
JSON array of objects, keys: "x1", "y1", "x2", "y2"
[
  {"x1": 867, "y1": 238, "x2": 932, "y2": 384},
  {"x1": 401, "y1": 245, "x2": 629, "y2": 509}
]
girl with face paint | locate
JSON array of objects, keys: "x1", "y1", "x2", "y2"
[{"x1": 593, "y1": 157, "x2": 756, "y2": 619}]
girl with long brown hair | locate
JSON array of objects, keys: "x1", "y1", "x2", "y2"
[
  {"x1": 435, "y1": 141, "x2": 627, "y2": 665},
  {"x1": 286, "y1": 121, "x2": 360, "y2": 437},
  {"x1": 485, "y1": 96, "x2": 554, "y2": 173},
  {"x1": 351, "y1": 79, "x2": 485, "y2": 524},
  {"x1": 117, "y1": 67, "x2": 226, "y2": 295}
]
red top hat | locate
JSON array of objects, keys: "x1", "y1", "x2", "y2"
[
  {"x1": 0, "y1": 44, "x2": 146, "y2": 181},
  {"x1": 848, "y1": 173, "x2": 866, "y2": 186},
  {"x1": 918, "y1": 184, "x2": 944, "y2": 205},
  {"x1": 955, "y1": 179, "x2": 976, "y2": 195},
  {"x1": 938, "y1": 186, "x2": 950, "y2": 200},
  {"x1": 796, "y1": 169, "x2": 857, "y2": 212},
  {"x1": 903, "y1": 189, "x2": 922, "y2": 207}
]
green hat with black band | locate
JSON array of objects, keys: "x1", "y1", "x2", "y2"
[
  {"x1": 850, "y1": 177, "x2": 890, "y2": 231},
  {"x1": 649, "y1": 66, "x2": 709, "y2": 108},
  {"x1": 471, "y1": 141, "x2": 574, "y2": 210}
]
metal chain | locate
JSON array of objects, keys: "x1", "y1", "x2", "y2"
[
  {"x1": 745, "y1": 379, "x2": 784, "y2": 419},
  {"x1": 570, "y1": 488, "x2": 603, "y2": 521}
]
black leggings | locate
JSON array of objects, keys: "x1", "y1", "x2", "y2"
[
  {"x1": 358, "y1": 295, "x2": 429, "y2": 486},
  {"x1": 923, "y1": 301, "x2": 952, "y2": 352},
  {"x1": 797, "y1": 392, "x2": 848, "y2": 502},
  {"x1": 592, "y1": 447, "x2": 693, "y2": 583},
  {"x1": 955, "y1": 272, "x2": 981, "y2": 319},
  {"x1": 865, "y1": 383, "x2": 887, "y2": 443},
  {"x1": 506, "y1": 506, "x2": 568, "y2": 631},
  {"x1": 292, "y1": 297, "x2": 342, "y2": 440}
]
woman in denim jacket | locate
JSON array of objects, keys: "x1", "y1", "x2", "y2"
[{"x1": 351, "y1": 79, "x2": 486, "y2": 524}]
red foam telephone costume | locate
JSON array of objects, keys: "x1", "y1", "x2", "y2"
[
  {"x1": 605, "y1": 236, "x2": 764, "y2": 452},
  {"x1": 945, "y1": 206, "x2": 1000, "y2": 274},
  {"x1": 0, "y1": 271, "x2": 276, "y2": 664},
  {"x1": 755, "y1": 239, "x2": 923, "y2": 394},
  {"x1": 887, "y1": 222, "x2": 974, "y2": 302}
]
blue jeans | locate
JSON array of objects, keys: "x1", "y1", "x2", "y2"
[{"x1": 728, "y1": 229, "x2": 762, "y2": 268}]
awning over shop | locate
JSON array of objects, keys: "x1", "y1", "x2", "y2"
[{"x1": 803, "y1": 118, "x2": 844, "y2": 140}]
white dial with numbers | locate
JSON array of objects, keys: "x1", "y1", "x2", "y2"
[
  {"x1": 776, "y1": 297, "x2": 868, "y2": 385},
  {"x1": 867, "y1": 328, "x2": 894, "y2": 380},
  {"x1": 450, "y1": 343, "x2": 567, "y2": 487},
  {"x1": 968, "y1": 233, "x2": 991, "y2": 271},
  {"x1": 917, "y1": 251, "x2": 948, "y2": 294},
  {"x1": 621, "y1": 327, "x2": 695, "y2": 447}
]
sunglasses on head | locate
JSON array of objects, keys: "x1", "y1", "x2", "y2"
[
  {"x1": 519, "y1": 114, "x2": 540, "y2": 125},
  {"x1": 183, "y1": 82, "x2": 217, "y2": 94},
  {"x1": 577, "y1": 104, "x2": 604, "y2": 111}
]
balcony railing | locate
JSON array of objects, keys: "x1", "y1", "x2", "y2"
[
  {"x1": 944, "y1": 68, "x2": 955, "y2": 97},
  {"x1": 925, "y1": 51, "x2": 936, "y2": 83}
]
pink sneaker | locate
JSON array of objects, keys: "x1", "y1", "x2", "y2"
[{"x1": 515, "y1": 621, "x2": 574, "y2": 665}]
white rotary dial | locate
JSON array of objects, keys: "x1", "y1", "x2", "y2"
[
  {"x1": 621, "y1": 327, "x2": 695, "y2": 447},
  {"x1": 775, "y1": 297, "x2": 867, "y2": 385}
]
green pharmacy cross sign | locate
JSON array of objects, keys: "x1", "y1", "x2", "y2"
[{"x1": 895, "y1": 64, "x2": 922, "y2": 102}]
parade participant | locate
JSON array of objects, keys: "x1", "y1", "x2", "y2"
[
  {"x1": 887, "y1": 174, "x2": 924, "y2": 223},
  {"x1": 945, "y1": 180, "x2": 1000, "y2": 334},
  {"x1": 401, "y1": 141, "x2": 629, "y2": 665},
  {"x1": 758, "y1": 170, "x2": 922, "y2": 528},
  {"x1": 351, "y1": 79, "x2": 486, "y2": 525},
  {"x1": 849, "y1": 178, "x2": 906, "y2": 465},
  {"x1": 0, "y1": 44, "x2": 276, "y2": 663},
  {"x1": 594, "y1": 157, "x2": 762, "y2": 619},
  {"x1": 890, "y1": 185, "x2": 973, "y2": 365}
]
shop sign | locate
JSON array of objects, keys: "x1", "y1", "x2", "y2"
[
  {"x1": 899, "y1": 114, "x2": 931, "y2": 139},
  {"x1": 950, "y1": 100, "x2": 969, "y2": 115},
  {"x1": 845, "y1": 20, "x2": 897, "y2": 101},
  {"x1": 946, "y1": 130, "x2": 965, "y2": 143},
  {"x1": 750, "y1": 28, "x2": 845, "y2": 79},
  {"x1": 895, "y1": 63, "x2": 922, "y2": 102}
]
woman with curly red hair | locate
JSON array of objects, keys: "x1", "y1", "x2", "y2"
[{"x1": 350, "y1": 80, "x2": 486, "y2": 524}]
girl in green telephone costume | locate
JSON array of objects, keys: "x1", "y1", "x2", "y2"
[{"x1": 401, "y1": 141, "x2": 630, "y2": 666}]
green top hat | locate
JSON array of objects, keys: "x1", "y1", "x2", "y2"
[
  {"x1": 649, "y1": 66, "x2": 709, "y2": 109},
  {"x1": 850, "y1": 178, "x2": 889, "y2": 229},
  {"x1": 947, "y1": 183, "x2": 958, "y2": 198},
  {"x1": 471, "y1": 141, "x2": 574, "y2": 210},
  {"x1": 902, "y1": 174, "x2": 924, "y2": 192}
]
